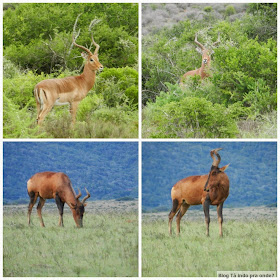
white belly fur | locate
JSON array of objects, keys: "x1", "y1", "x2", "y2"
[{"x1": 54, "y1": 99, "x2": 70, "y2": 106}]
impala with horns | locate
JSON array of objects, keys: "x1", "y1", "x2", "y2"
[
  {"x1": 168, "y1": 148, "x2": 229, "y2": 237},
  {"x1": 27, "y1": 171, "x2": 90, "y2": 228},
  {"x1": 34, "y1": 18, "x2": 103, "y2": 125},
  {"x1": 181, "y1": 32, "x2": 220, "y2": 82}
]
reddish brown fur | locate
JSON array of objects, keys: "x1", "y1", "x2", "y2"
[
  {"x1": 27, "y1": 171, "x2": 90, "y2": 228},
  {"x1": 168, "y1": 148, "x2": 229, "y2": 237}
]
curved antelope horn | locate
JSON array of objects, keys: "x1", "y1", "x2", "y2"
[
  {"x1": 212, "y1": 32, "x2": 221, "y2": 47},
  {"x1": 91, "y1": 33, "x2": 100, "y2": 55},
  {"x1": 72, "y1": 14, "x2": 92, "y2": 55},
  {"x1": 72, "y1": 35, "x2": 92, "y2": 55},
  {"x1": 210, "y1": 148, "x2": 222, "y2": 166},
  {"x1": 76, "y1": 188, "x2": 82, "y2": 199},
  {"x1": 81, "y1": 188, "x2": 91, "y2": 204},
  {"x1": 194, "y1": 33, "x2": 205, "y2": 50}
]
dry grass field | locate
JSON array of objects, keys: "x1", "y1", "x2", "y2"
[{"x1": 4, "y1": 200, "x2": 138, "y2": 277}]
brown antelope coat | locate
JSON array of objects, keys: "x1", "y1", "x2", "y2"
[
  {"x1": 168, "y1": 148, "x2": 229, "y2": 236},
  {"x1": 27, "y1": 171, "x2": 90, "y2": 228}
]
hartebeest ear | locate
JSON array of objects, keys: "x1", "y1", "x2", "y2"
[
  {"x1": 220, "y1": 163, "x2": 230, "y2": 172},
  {"x1": 83, "y1": 203, "x2": 87, "y2": 207}
]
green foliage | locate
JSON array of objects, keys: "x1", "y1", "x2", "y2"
[
  {"x1": 4, "y1": 3, "x2": 138, "y2": 73},
  {"x1": 4, "y1": 209, "x2": 138, "y2": 276},
  {"x1": 3, "y1": 4, "x2": 138, "y2": 139},
  {"x1": 142, "y1": 4, "x2": 277, "y2": 138},
  {"x1": 3, "y1": 95, "x2": 46, "y2": 138},
  {"x1": 225, "y1": 5, "x2": 236, "y2": 17},
  {"x1": 204, "y1": 6, "x2": 213, "y2": 13},
  {"x1": 96, "y1": 67, "x2": 138, "y2": 106},
  {"x1": 142, "y1": 218, "x2": 276, "y2": 276}
]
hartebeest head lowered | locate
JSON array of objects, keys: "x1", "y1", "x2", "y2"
[
  {"x1": 27, "y1": 172, "x2": 91, "y2": 228},
  {"x1": 169, "y1": 148, "x2": 230, "y2": 237},
  {"x1": 34, "y1": 16, "x2": 103, "y2": 125},
  {"x1": 181, "y1": 32, "x2": 220, "y2": 82}
]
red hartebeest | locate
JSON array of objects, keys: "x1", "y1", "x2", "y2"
[
  {"x1": 27, "y1": 172, "x2": 90, "y2": 228},
  {"x1": 181, "y1": 33, "x2": 220, "y2": 82},
  {"x1": 168, "y1": 148, "x2": 229, "y2": 237},
  {"x1": 34, "y1": 16, "x2": 103, "y2": 125}
]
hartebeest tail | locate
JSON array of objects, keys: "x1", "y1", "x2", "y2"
[
  {"x1": 27, "y1": 171, "x2": 90, "y2": 228},
  {"x1": 168, "y1": 148, "x2": 229, "y2": 237}
]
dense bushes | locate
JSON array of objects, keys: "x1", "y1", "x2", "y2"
[
  {"x1": 142, "y1": 3, "x2": 277, "y2": 138},
  {"x1": 3, "y1": 3, "x2": 138, "y2": 138}
]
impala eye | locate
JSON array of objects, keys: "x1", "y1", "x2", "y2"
[{"x1": 90, "y1": 58, "x2": 95, "y2": 62}]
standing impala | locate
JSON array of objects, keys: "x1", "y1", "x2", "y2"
[
  {"x1": 181, "y1": 33, "x2": 220, "y2": 82},
  {"x1": 34, "y1": 32, "x2": 103, "y2": 125}
]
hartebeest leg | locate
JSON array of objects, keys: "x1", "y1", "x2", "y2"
[
  {"x1": 217, "y1": 202, "x2": 224, "y2": 237},
  {"x1": 176, "y1": 202, "x2": 190, "y2": 236},
  {"x1": 70, "y1": 101, "x2": 80, "y2": 124},
  {"x1": 37, "y1": 197, "x2": 46, "y2": 227},
  {"x1": 168, "y1": 199, "x2": 181, "y2": 235},
  {"x1": 55, "y1": 193, "x2": 65, "y2": 227},
  {"x1": 28, "y1": 191, "x2": 39, "y2": 225},
  {"x1": 203, "y1": 195, "x2": 211, "y2": 236}
]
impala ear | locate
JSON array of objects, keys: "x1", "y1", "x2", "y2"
[
  {"x1": 220, "y1": 164, "x2": 230, "y2": 172},
  {"x1": 83, "y1": 203, "x2": 87, "y2": 207}
]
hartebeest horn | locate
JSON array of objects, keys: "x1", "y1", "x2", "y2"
[
  {"x1": 210, "y1": 148, "x2": 222, "y2": 167},
  {"x1": 81, "y1": 188, "x2": 91, "y2": 204},
  {"x1": 76, "y1": 188, "x2": 82, "y2": 199}
]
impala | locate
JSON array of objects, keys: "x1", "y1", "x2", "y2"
[
  {"x1": 168, "y1": 148, "x2": 230, "y2": 237},
  {"x1": 34, "y1": 25, "x2": 103, "y2": 125},
  {"x1": 181, "y1": 32, "x2": 220, "y2": 82},
  {"x1": 27, "y1": 171, "x2": 90, "y2": 227}
]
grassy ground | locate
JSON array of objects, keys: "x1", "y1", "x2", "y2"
[
  {"x1": 142, "y1": 209, "x2": 277, "y2": 277},
  {"x1": 3, "y1": 201, "x2": 138, "y2": 277}
]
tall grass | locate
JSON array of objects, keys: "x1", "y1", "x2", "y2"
[
  {"x1": 142, "y1": 219, "x2": 276, "y2": 277},
  {"x1": 4, "y1": 212, "x2": 138, "y2": 277}
]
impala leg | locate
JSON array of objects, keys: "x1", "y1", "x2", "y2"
[
  {"x1": 69, "y1": 101, "x2": 80, "y2": 125},
  {"x1": 203, "y1": 195, "x2": 211, "y2": 236},
  {"x1": 217, "y1": 202, "x2": 224, "y2": 237},
  {"x1": 37, "y1": 197, "x2": 46, "y2": 227},
  {"x1": 55, "y1": 193, "x2": 65, "y2": 227},
  {"x1": 28, "y1": 191, "x2": 38, "y2": 225},
  {"x1": 36, "y1": 102, "x2": 42, "y2": 124},
  {"x1": 168, "y1": 199, "x2": 181, "y2": 235},
  {"x1": 37, "y1": 104, "x2": 53, "y2": 125},
  {"x1": 176, "y1": 202, "x2": 190, "y2": 236}
]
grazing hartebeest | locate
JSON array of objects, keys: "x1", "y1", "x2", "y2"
[
  {"x1": 27, "y1": 171, "x2": 90, "y2": 228},
  {"x1": 168, "y1": 148, "x2": 229, "y2": 237},
  {"x1": 34, "y1": 16, "x2": 103, "y2": 125},
  {"x1": 181, "y1": 33, "x2": 220, "y2": 82}
]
